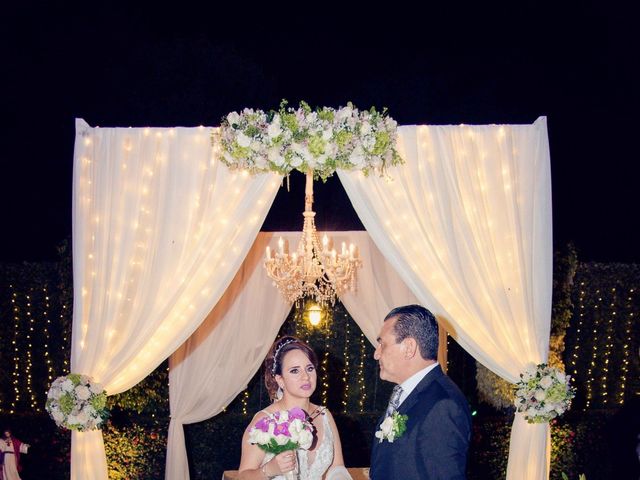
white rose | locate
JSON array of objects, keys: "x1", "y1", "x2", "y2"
[
  {"x1": 336, "y1": 106, "x2": 353, "y2": 122},
  {"x1": 89, "y1": 382, "x2": 104, "y2": 394},
  {"x1": 378, "y1": 416, "x2": 395, "y2": 442},
  {"x1": 361, "y1": 121, "x2": 372, "y2": 135},
  {"x1": 288, "y1": 418, "x2": 303, "y2": 434},
  {"x1": 67, "y1": 414, "x2": 79, "y2": 426},
  {"x1": 75, "y1": 385, "x2": 91, "y2": 401},
  {"x1": 61, "y1": 379, "x2": 74, "y2": 392},
  {"x1": 298, "y1": 429, "x2": 313, "y2": 450},
  {"x1": 267, "y1": 148, "x2": 285, "y2": 167},
  {"x1": 555, "y1": 371, "x2": 566, "y2": 383},
  {"x1": 539, "y1": 376, "x2": 553, "y2": 389},
  {"x1": 279, "y1": 411, "x2": 289, "y2": 422},
  {"x1": 322, "y1": 127, "x2": 333, "y2": 141},
  {"x1": 52, "y1": 410, "x2": 64, "y2": 423},
  {"x1": 534, "y1": 389, "x2": 546, "y2": 402},
  {"x1": 267, "y1": 120, "x2": 283, "y2": 139},
  {"x1": 77, "y1": 410, "x2": 89, "y2": 425},
  {"x1": 250, "y1": 140, "x2": 262, "y2": 152},
  {"x1": 237, "y1": 132, "x2": 251, "y2": 148},
  {"x1": 290, "y1": 154, "x2": 303, "y2": 168},
  {"x1": 227, "y1": 112, "x2": 241, "y2": 126},
  {"x1": 275, "y1": 434, "x2": 289, "y2": 446},
  {"x1": 349, "y1": 145, "x2": 365, "y2": 166}
]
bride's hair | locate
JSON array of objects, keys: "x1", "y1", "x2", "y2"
[{"x1": 264, "y1": 336, "x2": 318, "y2": 400}]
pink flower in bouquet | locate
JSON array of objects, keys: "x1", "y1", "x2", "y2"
[{"x1": 248, "y1": 407, "x2": 314, "y2": 453}]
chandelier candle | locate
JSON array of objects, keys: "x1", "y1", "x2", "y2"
[{"x1": 264, "y1": 171, "x2": 361, "y2": 306}]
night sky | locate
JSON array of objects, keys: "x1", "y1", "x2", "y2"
[{"x1": 1, "y1": 1, "x2": 635, "y2": 263}]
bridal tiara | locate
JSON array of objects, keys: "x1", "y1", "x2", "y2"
[{"x1": 271, "y1": 338, "x2": 297, "y2": 375}]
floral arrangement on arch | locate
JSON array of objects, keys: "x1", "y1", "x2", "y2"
[
  {"x1": 514, "y1": 363, "x2": 576, "y2": 424},
  {"x1": 45, "y1": 373, "x2": 109, "y2": 431},
  {"x1": 218, "y1": 100, "x2": 403, "y2": 180}
]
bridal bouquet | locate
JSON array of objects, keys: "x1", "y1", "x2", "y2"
[
  {"x1": 514, "y1": 363, "x2": 576, "y2": 424},
  {"x1": 45, "y1": 373, "x2": 109, "y2": 431},
  {"x1": 248, "y1": 407, "x2": 314, "y2": 453},
  {"x1": 219, "y1": 100, "x2": 402, "y2": 180}
]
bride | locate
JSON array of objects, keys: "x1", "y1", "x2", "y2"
[{"x1": 238, "y1": 336, "x2": 352, "y2": 480}]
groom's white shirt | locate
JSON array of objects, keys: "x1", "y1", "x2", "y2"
[{"x1": 397, "y1": 362, "x2": 439, "y2": 406}]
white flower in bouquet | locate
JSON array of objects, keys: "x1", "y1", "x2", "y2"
[
  {"x1": 61, "y1": 379, "x2": 74, "y2": 392},
  {"x1": 46, "y1": 373, "x2": 109, "y2": 432},
  {"x1": 297, "y1": 428, "x2": 313, "y2": 450},
  {"x1": 539, "y1": 375, "x2": 553, "y2": 389},
  {"x1": 514, "y1": 363, "x2": 576, "y2": 424},
  {"x1": 322, "y1": 127, "x2": 333, "y2": 141},
  {"x1": 375, "y1": 411, "x2": 409, "y2": 443},
  {"x1": 267, "y1": 147, "x2": 285, "y2": 166},
  {"x1": 227, "y1": 111, "x2": 241, "y2": 126},
  {"x1": 75, "y1": 385, "x2": 91, "y2": 401},
  {"x1": 268, "y1": 118, "x2": 283, "y2": 139},
  {"x1": 349, "y1": 145, "x2": 366, "y2": 166},
  {"x1": 237, "y1": 132, "x2": 251, "y2": 148}
]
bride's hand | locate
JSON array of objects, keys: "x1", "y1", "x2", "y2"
[{"x1": 268, "y1": 451, "x2": 297, "y2": 475}]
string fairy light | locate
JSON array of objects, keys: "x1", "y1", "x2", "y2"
[
  {"x1": 618, "y1": 288, "x2": 634, "y2": 404},
  {"x1": 600, "y1": 288, "x2": 617, "y2": 405},
  {"x1": 42, "y1": 286, "x2": 55, "y2": 398},
  {"x1": 584, "y1": 288, "x2": 602, "y2": 410},
  {"x1": 24, "y1": 290, "x2": 37, "y2": 409},
  {"x1": 241, "y1": 389, "x2": 250, "y2": 416},
  {"x1": 61, "y1": 303, "x2": 70, "y2": 374},
  {"x1": 357, "y1": 332, "x2": 367, "y2": 413},
  {"x1": 10, "y1": 286, "x2": 21, "y2": 413},
  {"x1": 570, "y1": 282, "x2": 586, "y2": 383},
  {"x1": 341, "y1": 310, "x2": 351, "y2": 413}
]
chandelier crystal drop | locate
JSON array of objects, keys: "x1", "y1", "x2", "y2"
[{"x1": 264, "y1": 171, "x2": 361, "y2": 306}]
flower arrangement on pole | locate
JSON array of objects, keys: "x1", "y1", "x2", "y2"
[
  {"x1": 218, "y1": 100, "x2": 403, "y2": 180},
  {"x1": 45, "y1": 373, "x2": 109, "y2": 431},
  {"x1": 514, "y1": 363, "x2": 576, "y2": 424}
]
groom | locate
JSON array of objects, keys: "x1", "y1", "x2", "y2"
[{"x1": 370, "y1": 305, "x2": 471, "y2": 479}]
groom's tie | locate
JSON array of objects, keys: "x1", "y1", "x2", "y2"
[{"x1": 385, "y1": 385, "x2": 403, "y2": 418}]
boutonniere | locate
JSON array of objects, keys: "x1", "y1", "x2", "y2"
[{"x1": 375, "y1": 411, "x2": 408, "y2": 443}]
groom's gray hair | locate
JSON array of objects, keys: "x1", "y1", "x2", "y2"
[{"x1": 385, "y1": 304, "x2": 438, "y2": 360}]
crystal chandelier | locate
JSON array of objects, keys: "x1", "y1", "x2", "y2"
[{"x1": 264, "y1": 171, "x2": 361, "y2": 306}]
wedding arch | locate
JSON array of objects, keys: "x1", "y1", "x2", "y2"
[{"x1": 69, "y1": 115, "x2": 552, "y2": 480}]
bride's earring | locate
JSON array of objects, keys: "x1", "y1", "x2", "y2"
[{"x1": 276, "y1": 386, "x2": 283, "y2": 400}]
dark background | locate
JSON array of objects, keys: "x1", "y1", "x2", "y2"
[{"x1": 1, "y1": 1, "x2": 635, "y2": 263}]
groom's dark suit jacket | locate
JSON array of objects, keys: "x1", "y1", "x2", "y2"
[{"x1": 370, "y1": 365, "x2": 471, "y2": 479}]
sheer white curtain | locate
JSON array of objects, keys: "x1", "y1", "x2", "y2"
[
  {"x1": 338, "y1": 118, "x2": 553, "y2": 480},
  {"x1": 166, "y1": 233, "x2": 292, "y2": 480},
  {"x1": 71, "y1": 120, "x2": 281, "y2": 480}
]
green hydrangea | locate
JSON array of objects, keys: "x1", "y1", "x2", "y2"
[{"x1": 59, "y1": 392, "x2": 75, "y2": 415}]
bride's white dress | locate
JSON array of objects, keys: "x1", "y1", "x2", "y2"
[{"x1": 260, "y1": 410, "x2": 334, "y2": 480}]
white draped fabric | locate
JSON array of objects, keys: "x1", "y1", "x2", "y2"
[
  {"x1": 338, "y1": 118, "x2": 553, "y2": 480},
  {"x1": 70, "y1": 120, "x2": 281, "y2": 480},
  {"x1": 165, "y1": 231, "x2": 444, "y2": 480},
  {"x1": 166, "y1": 233, "x2": 292, "y2": 480}
]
